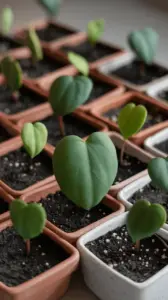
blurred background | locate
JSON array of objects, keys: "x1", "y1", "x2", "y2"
[{"x1": 0, "y1": 0, "x2": 168, "y2": 63}]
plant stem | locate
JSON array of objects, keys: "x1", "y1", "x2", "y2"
[
  {"x1": 12, "y1": 91, "x2": 20, "y2": 101},
  {"x1": 120, "y1": 140, "x2": 126, "y2": 166},
  {"x1": 26, "y1": 240, "x2": 31, "y2": 255},
  {"x1": 58, "y1": 116, "x2": 65, "y2": 136},
  {"x1": 140, "y1": 62, "x2": 145, "y2": 77},
  {"x1": 135, "y1": 240, "x2": 140, "y2": 251}
]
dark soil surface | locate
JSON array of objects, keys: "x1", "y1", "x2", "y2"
[
  {"x1": 62, "y1": 41, "x2": 117, "y2": 62},
  {"x1": 86, "y1": 225, "x2": 168, "y2": 283},
  {"x1": 0, "y1": 35, "x2": 21, "y2": 53},
  {"x1": 104, "y1": 103, "x2": 167, "y2": 129},
  {"x1": 0, "y1": 226, "x2": 68, "y2": 287},
  {"x1": 114, "y1": 149, "x2": 146, "y2": 185},
  {"x1": 0, "y1": 125, "x2": 10, "y2": 143},
  {"x1": 0, "y1": 148, "x2": 53, "y2": 190},
  {"x1": 42, "y1": 114, "x2": 98, "y2": 146},
  {"x1": 157, "y1": 90, "x2": 168, "y2": 101},
  {"x1": 0, "y1": 198, "x2": 9, "y2": 215},
  {"x1": 155, "y1": 140, "x2": 168, "y2": 154},
  {"x1": 40, "y1": 191, "x2": 113, "y2": 233},
  {"x1": 18, "y1": 55, "x2": 67, "y2": 79},
  {"x1": 0, "y1": 86, "x2": 46, "y2": 115},
  {"x1": 36, "y1": 23, "x2": 75, "y2": 42},
  {"x1": 87, "y1": 77, "x2": 114, "y2": 104},
  {"x1": 111, "y1": 59, "x2": 168, "y2": 85},
  {"x1": 129, "y1": 183, "x2": 168, "y2": 222}
]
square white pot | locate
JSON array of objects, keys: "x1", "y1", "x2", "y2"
[
  {"x1": 98, "y1": 52, "x2": 168, "y2": 92},
  {"x1": 144, "y1": 128, "x2": 168, "y2": 157},
  {"x1": 147, "y1": 76, "x2": 168, "y2": 104},
  {"x1": 77, "y1": 213, "x2": 168, "y2": 300}
]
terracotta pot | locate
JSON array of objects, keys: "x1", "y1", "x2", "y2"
[
  {"x1": 36, "y1": 68, "x2": 125, "y2": 111},
  {"x1": 0, "y1": 112, "x2": 20, "y2": 147},
  {"x1": 21, "y1": 181, "x2": 125, "y2": 244},
  {"x1": 14, "y1": 19, "x2": 78, "y2": 49},
  {"x1": 17, "y1": 104, "x2": 108, "y2": 152},
  {"x1": 90, "y1": 91, "x2": 168, "y2": 145},
  {"x1": 0, "y1": 188, "x2": 13, "y2": 223},
  {"x1": 0, "y1": 136, "x2": 55, "y2": 197},
  {"x1": 107, "y1": 132, "x2": 154, "y2": 196},
  {"x1": 0, "y1": 219, "x2": 79, "y2": 300},
  {"x1": 49, "y1": 32, "x2": 126, "y2": 68}
]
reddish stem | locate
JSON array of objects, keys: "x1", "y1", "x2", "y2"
[
  {"x1": 120, "y1": 140, "x2": 126, "y2": 166},
  {"x1": 12, "y1": 91, "x2": 20, "y2": 102},
  {"x1": 140, "y1": 62, "x2": 145, "y2": 77},
  {"x1": 58, "y1": 116, "x2": 65, "y2": 136},
  {"x1": 135, "y1": 240, "x2": 140, "y2": 251},
  {"x1": 26, "y1": 240, "x2": 31, "y2": 255}
]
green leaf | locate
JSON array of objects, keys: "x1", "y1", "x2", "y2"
[
  {"x1": 127, "y1": 200, "x2": 166, "y2": 243},
  {"x1": 52, "y1": 132, "x2": 118, "y2": 210},
  {"x1": 128, "y1": 28, "x2": 159, "y2": 64},
  {"x1": 87, "y1": 19, "x2": 105, "y2": 45},
  {"x1": 118, "y1": 103, "x2": 147, "y2": 139},
  {"x1": 148, "y1": 157, "x2": 168, "y2": 191},
  {"x1": 68, "y1": 52, "x2": 89, "y2": 76},
  {"x1": 26, "y1": 29, "x2": 43, "y2": 62},
  {"x1": 37, "y1": 0, "x2": 62, "y2": 17},
  {"x1": 1, "y1": 56, "x2": 22, "y2": 92},
  {"x1": 49, "y1": 75, "x2": 93, "y2": 116},
  {"x1": 21, "y1": 122, "x2": 48, "y2": 158},
  {"x1": 10, "y1": 199, "x2": 46, "y2": 240},
  {"x1": 1, "y1": 7, "x2": 14, "y2": 35}
]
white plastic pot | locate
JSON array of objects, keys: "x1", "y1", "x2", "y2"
[
  {"x1": 77, "y1": 213, "x2": 168, "y2": 300},
  {"x1": 147, "y1": 76, "x2": 168, "y2": 104},
  {"x1": 98, "y1": 52, "x2": 168, "y2": 92},
  {"x1": 144, "y1": 128, "x2": 168, "y2": 157}
]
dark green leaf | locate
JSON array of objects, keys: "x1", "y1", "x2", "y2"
[
  {"x1": 37, "y1": 0, "x2": 61, "y2": 16},
  {"x1": 1, "y1": 56, "x2": 22, "y2": 92},
  {"x1": 148, "y1": 157, "x2": 168, "y2": 191}
]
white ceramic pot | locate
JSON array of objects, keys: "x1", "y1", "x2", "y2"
[
  {"x1": 98, "y1": 52, "x2": 168, "y2": 92},
  {"x1": 147, "y1": 76, "x2": 168, "y2": 104},
  {"x1": 144, "y1": 128, "x2": 168, "y2": 157},
  {"x1": 77, "y1": 213, "x2": 168, "y2": 300}
]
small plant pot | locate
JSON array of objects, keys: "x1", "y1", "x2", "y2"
[
  {"x1": 144, "y1": 128, "x2": 168, "y2": 157},
  {"x1": 97, "y1": 52, "x2": 168, "y2": 92},
  {"x1": 0, "y1": 188, "x2": 13, "y2": 223},
  {"x1": 49, "y1": 32, "x2": 125, "y2": 68},
  {"x1": 117, "y1": 175, "x2": 168, "y2": 231},
  {"x1": 107, "y1": 132, "x2": 153, "y2": 196},
  {"x1": 77, "y1": 212, "x2": 168, "y2": 300},
  {"x1": 0, "y1": 219, "x2": 79, "y2": 300},
  {"x1": 14, "y1": 19, "x2": 78, "y2": 49},
  {"x1": 17, "y1": 104, "x2": 108, "y2": 152},
  {"x1": 147, "y1": 76, "x2": 168, "y2": 104},
  {"x1": 0, "y1": 136, "x2": 55, "y2": 197},
  {"x1": 21, "y1": 181, "x2": 125, "y2": 244},
  {"x1": 0, "y1": 112, "x2": 20, "y2": 147},
  {"x1": 90, "y1": 91, "x2": 168, "y2": 145}
]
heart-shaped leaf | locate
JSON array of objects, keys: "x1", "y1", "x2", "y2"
[
  {"x1": 68, "y1": 52, "x2": 89, "y2": 76},
  {"x1": 10, "y1": 199, "x2": 46, "y2": 240},
  {"x1": 128, "y1": 28, "x2": 159, "y2": 64},
  {"x1": 127, "y1": 200, "x2": 167, "y2": 243},
  {"x1": 148, "y1": 157, "x2": 168, "y2": 191},
  {"x1": 118, "y1": 103, "x2": 147, "y2": 139},
  {"x1": 49, "y1": 75, "x2": 93, "y2": 116},
  {"x1": 53, "y1": 132, "x2": 118, "y2": 210},
  {"x1": 37, "y1": 0, "x2": 61, "y2": 16},
  {"x1": 1, "y1": 56, "x2": 22, "y2": 92},
  {"x1": 87, "y1": 19, "x2": 105, "y2": 45},
  {"x1": 21, "y1": 122, "x2": 48, "y2": 158},
  {"x1": 26, "y1": 29, "x2": 43, "y2": 62},
  {"x1": 1, "y1": 7, "x2": 14, "y2": 35}
]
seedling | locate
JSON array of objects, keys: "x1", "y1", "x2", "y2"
[
  {"x1": 87, "y1": 19, "x2": 105, "y2": 46},
  {"x1": 118, "y1": 103, "x2": 147, "y2": 165},
  {"x1": 68, "y1": 52, "x2": 89, "y2": 76},
  {"x1": 1, "y1": 56, "x2": 22, "y2": 100},
  {"x1": 52, "y1": 132, "x2": 118, "y2": 210},
  {"x1": 10, "y1": 198, "x2": 46, "y2": 255},
  {"x1": 37, "y1": 0, "x2": 62, "y2": 21},
  {"x1": 127, "y1": 200, "x2": 166, "y2": 250},
  {"x1": 1, "y1": 7, "x2": 14, "y2": 35},
  {"x1": 49, "y1": 75, "x2": 93, "y2": 136},
  {"x1": 21, "y1": 122, "x2": 48, "y2": 158},
  {"x1": 128, "y1": 28, "x2": 159, "y2": 75},
  {"x1": 26, "y1": 28, "x2": 43, "y2": 64},
  {"x1": 148, "y1": 157, "x2": 168, "y2": 192}
]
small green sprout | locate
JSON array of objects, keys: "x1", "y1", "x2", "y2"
[
  {"x1": 1, "y1": 7, "x2": 14, "y2": 35},
  {"x1": 49, "y1": 75, "x2": 93, "y2": 136},
  {"x1": 52, "y1": 132, "x2": 118, "y2": 210},
  {"x1": 10, "y1": 199, "x2": 46, "y2": 255},
  {"x1": 68, "y1": 52, "x2": 89, "y2": 76},
  {"x1": 26, "y1": 28, "x2": 43, "y2": 64},
  {"x1": 87, "y1": 19, "x2": 105, "y2": 46},
  {"x1": 127, "y1": 200, "x2": 166, "y2": 250},
  {"x1": 118, "y1": 103, "x2": 147, "y2": 165},
  {"x1": 37, "y1": 0, "x2": 62, "y2": 21},
  {"x1": 148, "y1": 157, "x2": 168, "y2": 192},
  {"x1": 21, "y1": 122, "x2": 48, "y2": 158}
]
